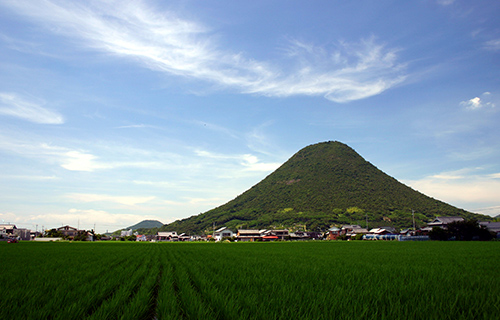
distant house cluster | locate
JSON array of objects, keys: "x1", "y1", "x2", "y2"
[
  {"x1": 155, "y1": 216, "x2": 500, "y2": 242},
  {"x1": 155, "y1": 228, "x2": 322, "y2": 242},
  {"x1": 1, "y1": 224, "x2": 37, "y2": 241},
  {"x1": 2, "y1": 216, "x2": 499, "y2": 242}
]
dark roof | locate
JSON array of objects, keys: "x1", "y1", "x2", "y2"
[
  {"x1": 428, "y1": 216, "x2": 464, "y2": 225},
  {"x1": 480, "y1": 221, "x2": 500, "y2": 233},
  {"x1": 237, "y1": 229, "x2": 261, "y2": 235}
]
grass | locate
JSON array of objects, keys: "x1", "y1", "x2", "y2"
[{"x1": 1, "y1": 241, "x2": 498, "y2": 319}]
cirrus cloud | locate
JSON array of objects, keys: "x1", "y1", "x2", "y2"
[
  {"x1": 0, "y1": 92, "x2": 63, "y2": 124},
  {"x1": 66, "y1": 193, "x2": 156, "y2": 206},
  {"x1": 0, "y1": 0, "x2": 406, "y2": 103}
]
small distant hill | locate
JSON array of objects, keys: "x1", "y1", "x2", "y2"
[
  {"x1": 126, "y1": 220, "x2": 163, "y2": 230},
  {"x1": 160, "y1": 141, "x2": 490, "y2": 234}
]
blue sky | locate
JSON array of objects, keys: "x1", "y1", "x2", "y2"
[{"x1": 1, "y1": 0, "x2": 499, "y2": 233}]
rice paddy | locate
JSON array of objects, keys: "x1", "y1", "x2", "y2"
[{"x1": 1, "y1": 241, "x2": 498, "y2": 319}]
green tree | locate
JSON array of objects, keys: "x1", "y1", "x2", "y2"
[
  {"x1": 73, "y1": 231, "x2": 88, "y2": 241},
  {"x1": 45, "y1": 229, "x2": 64, "y2": 238},
  {"x1": 429, "y1": 227, "x2": 450, "y2": 241},
  {"x1": 447, "y1": 220, "x2": 493, "y2": 241},
  {"x1": 430, "y1": 220, "x2": 494, "y2": 241}
]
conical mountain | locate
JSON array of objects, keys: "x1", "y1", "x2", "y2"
[{"x1": 161, "y1": 141, "x2": 487, "y2": 234}]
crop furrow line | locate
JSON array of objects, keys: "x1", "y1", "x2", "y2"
[
  {"x1": 85, "y1": 264, "x2": 150, "y2": 319},
  {"x1": 147, "y1": 258, "x2": 163, "y2": 320},
  {"x1": 176, "y1": 258, "x2": 224, "y2": 320},
  {"x1": 170, "y1": 262, "x2": 188, "y2": 320}
]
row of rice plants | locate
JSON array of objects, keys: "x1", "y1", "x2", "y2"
[
  {"x1": 44, "y1": 245, "x2": 149, "y2": 319},
  {"x1": 155, "y1": 254, "x2": 183, "y2": 320},
  {"x1": 152, "y1": 241, "x2": 499, "y2": 319},
  {"x1": 3, "y1": 241, "x2": 499, "y2": 319},
  {"x1": 1, "y1": 242, "x2": 133, "y2": 318},
  {"x1": 1, "y1": 242, "x2": 157, "y2": 319},
  {"x1": 86, "y1": 244, "x2": 159, "y2": 320}
]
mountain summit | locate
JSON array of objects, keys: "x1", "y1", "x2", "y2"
[{"x1": 161, "y1": 141, "x2": 485, "y2": 234}]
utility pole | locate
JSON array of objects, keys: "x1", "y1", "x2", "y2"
[{"x1": 412, "y1": 209, "x2": 416, "y2": 230}]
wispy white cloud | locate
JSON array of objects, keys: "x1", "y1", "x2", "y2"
[
  {"x1": 0, "y1": 92, "x2": 63, "y2": 124},
  {"x1": 0, "y1": 137, "x2": 98, "y2": 171},
  {"x1": 266, "y1": 38, "x2": 406, "y2": 102},
  {"x1": 484, "y1": 38, "x2": 500, "y2": 51},
  {"x1": 245, "y1": 121, "x2": 279, "y2": 156},
  {"x1": 404, "y1": 168, "x2": 500, "y2": 216},
  {"x1": 194, "y1": 149, "x2": 281, "y2": 173},
  {"x1": 1, "y1": 174, "x2": 58, "y2": 181},
  {"x1": 460, "y1": 92, "x2": 496, "y2": 110},
  {"x1": 67, "y1": 193, "x2": 155, "y2": 206},
  {"x1": 0, "y1": 209, "x2": 162, "y2": 232},
  {"x1": 115, "y1": 124, "x2": 158, "y2": 129},
  {"x1": 0, "y1": 135, "x2": 167, "y2": 172},
  {"x1": 0, "y1": 0, "x2": 406, "y2": 103},
  {"x1": 436, "y1": 0, "x2": 456, "y2": 6},
  {"x1": 472, "y1": 206, "x2": 500, "y2": 217}
]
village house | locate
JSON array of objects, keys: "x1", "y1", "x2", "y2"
[
  {"x1": 368, "y1": 227, "x2": 397, "y2": 235},
  {"x1": 326, "y1": 227, "x2": 341, "y2": 240},
  {"x1": 289, "y1": 230, "x2": 322, "y2": 240},
  {"x1": 427, "y1": 216, "x2": 464, "y2": 229},
  {"x1": 237, "y1": 229, "x2": 261, "y2": 242},
  {"x1": 341, "y1": 225, "x2": 369, "y2": 237},
  {"x1": 214, "y1": 227, "x2": 234, "y2": 241},
  {"x1": 189, "y1": 234, "x2": 203, "y2": 241},
  {"x1": 479, "y1": 221, "x2": 500, "y2": 237},
  {"x1": 13, "y1": 228, "x2": 31, "y2": 240},
  {"x1": 270, "y1": 229, "x2": 289, "y2": 240},
  {"x1": 0, "y1": 224, "x2": 17, "y2": 237},
  {"x1": 260, "y1": 229, "x2": 289, "y2": 241},
  {"x1": 157, "y1": 231, "x2": 178, "y2": 241},
  {"x1": 121, "y1": 229, "x2": 133, "y2": 237},
  {"x1": 57, "y1": 225, "x2": 85, "y2": 239},
  {"x1": 178, "y1": 233, "x2": 191, "y2": 241}
]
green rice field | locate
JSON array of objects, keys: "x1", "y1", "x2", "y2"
[{"x1": 1, "y1": 241, "x2": 498, "y2": 319}]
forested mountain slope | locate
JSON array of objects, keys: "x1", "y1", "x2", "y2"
[{"x1": 160, "y1": 141, "x2": 487, "y2": 234}]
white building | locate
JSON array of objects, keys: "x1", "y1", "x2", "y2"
[
  {"x1": 214, "y1": 227, "x2": 234, "y2": 241},
  {"x1": 121, "y1": 229, "x2": 133, "y2": 237},
  {"x1": 157, "y1": 231, "x2": 178, "y2": 241}
]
